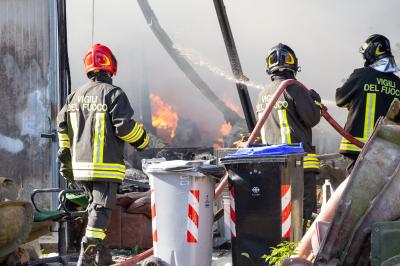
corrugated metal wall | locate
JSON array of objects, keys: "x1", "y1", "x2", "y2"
[{"x1": 0, "y1": 0, "x2": 56, "y2": 206}]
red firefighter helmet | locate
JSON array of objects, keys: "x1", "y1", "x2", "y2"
[{"x1": 83, "y1": 44, "x2": 118, "y2": 76}]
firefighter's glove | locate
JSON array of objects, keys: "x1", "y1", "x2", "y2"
[
  {"x1": 60, "y1": 166, "x2": 74, "y2": 181},
  {"x1": 309, "y1": 89, "x2": 321, "y2": 105},
  {"x1": 233, "y1": 133, "x2": 261, "y2": 148}
]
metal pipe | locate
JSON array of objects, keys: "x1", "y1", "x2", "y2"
[{"x1": 213, "y1": 0, "x2": 256, "y2": 131}]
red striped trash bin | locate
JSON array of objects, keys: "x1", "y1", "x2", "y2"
[
  {"x1": 143, "y1": 159, "x2": 219, "y2": 266},
  {"x1": 220, "y1": 144, "x2": 305, "y2": 266}
]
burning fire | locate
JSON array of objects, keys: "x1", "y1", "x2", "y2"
[
  {"x1": 213, "y1": 143, "x2": 222, "y2": 149},
  {"x1": 225, "y1": 101, "x2": 241, "y2": 115},
  {"x1": 213, "y1": 95, "x2": 241, "y2": 148},
  {"x1": 213, "y1": 122, "x2": 232, "y2": 148},
  {"x1": 150, "y1": 93, "x2": 179, "y2": 143},
  {"x1": 219, "y1": 122, "x2": 232, "y2": 136},
  {"x1": 223, "y1": 93, "x2": 243, "y2": 117}
]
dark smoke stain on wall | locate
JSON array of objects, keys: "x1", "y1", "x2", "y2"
[{"x1": 0, "y1": 0, "x2": 53, "y2": 206}]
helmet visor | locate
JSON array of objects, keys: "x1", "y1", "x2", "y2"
[
  {"x1": 267, "y1": 51, "x2": 279, "y2": 68},
  {"x1": 84, "y1": 54, "x2": 93, "y2": 68},
  {"x1": 281, "y1": 50, "x2": 295, "y2": 65},
  {"x1": 95, "y1": 52, "x2": 112, "y2": 66}
]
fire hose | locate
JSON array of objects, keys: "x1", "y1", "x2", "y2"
[
  {"x1": 114, "y1": 79, "x2": 363, "y2": 265},
  {"x1": 246, "y1": 79, "x2": 364, "y2": 147},
  {"x1": 215, "y1": 79, "x2": 364, "y2": 198}
]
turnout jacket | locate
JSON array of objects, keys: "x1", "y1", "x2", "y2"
[
  {"x1": 256, "y1": 76, "x2": 321, "y2": 170},
  {"x1": 57, "y1": 75, "x2": 149, "y2": 183},
  {"x1": 336, "y1": 67, "x2": 400, "y2": 156}
]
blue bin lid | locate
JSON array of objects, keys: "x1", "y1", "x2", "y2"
[{"x1": 221, "y1": 143, "x2": 304, "y2": 160}]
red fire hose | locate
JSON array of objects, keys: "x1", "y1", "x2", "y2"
[
  {"x1": 217, "y1": 79, "x2": 364, "y2": 199},
  {"x1": 114, "y1": 79, "x2": 362, "y2": 265},
  {"x1": 246, "y1": 79, "x2": 364, "y2": 148},
  {"x1": 111, "y1": 248, "x2": 154, "y2": 266}
]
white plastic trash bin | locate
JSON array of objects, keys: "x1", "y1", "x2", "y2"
[
  {"x1": 222, "y1": 195, "x2": 231, "y2": 241},
  {"x1": 143, "y1": 160, "x2": 216, "y2": 266}
]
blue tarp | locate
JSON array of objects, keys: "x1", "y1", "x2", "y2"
[{"x1": 222, "y1": 143, "x2": 304, "y2": 159}]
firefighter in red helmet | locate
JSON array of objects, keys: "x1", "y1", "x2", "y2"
[{"x1": 57, "y1": 44, "x2": 149, "y2": 266}]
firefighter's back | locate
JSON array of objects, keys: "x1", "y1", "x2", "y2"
[{"x1": 67, "y1": 78, "x2": 126, "y2": 183}]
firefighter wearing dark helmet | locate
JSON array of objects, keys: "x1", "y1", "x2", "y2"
[
  {"x1": 336, "y1": 34, "x2": 400, "y2": 174},
  {"x1": 57, "y1": 44, "x2": 149, "y2": 266},
  {"x1": 256, "y1": 43, "x2": 321, "y2": 228}
]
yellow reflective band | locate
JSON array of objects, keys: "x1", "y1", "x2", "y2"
[
  {"x1": 304, "y1": 163, "x2": 320, "y2": 169},
  {"x1": 282, "y1": 110, "x2": 291, "y2": 144},
  {"x1": 72, "y1": 162, "x2": 126, "y2": 173},
  {"x1": 339, "y1": 143, "x2": 362, "y2": 152},
  {"x1": 85, "y1": 227, "x2": 106, "y2": 240},
  {"x1": 304, "y1": 162, "x2": 320, "y2": 166},
  {"x1": 278, "y1": 109, "x2": 291, "y2": 144},
  {"x1": 304, "y1": 153, "x2": 320, "y2": 168},
  {"x1": 73, "y1": 169, "x2": 125, "y2": 180},
  {"x1": 341, "y1": 137, "x2": 366, "y2": 144},
  {"x1": 120, "y1": 123, "x2": 140, "y2": 141},
  {"x1": 69, "y1": 113, "x2": 78, "y2": 163},
  {"x1": 58, "y1": 133, "x2": 69, "y2": 141},
  {"x1": 363, "y1": 93, "x2": 376, "y2": 139},
  {"x1": 59, "y1": 140, "x2": 70, "y2": 149},
  {"x1": 87, "y1": 226, "x2": 105, "y2": 232},
  {"x1": 93, "y1": 113, "x2": 105, "y2": 163},
  {"x1": 129, "y1": 128, "x2": 144, "y2": 143},
  {"x1": 84, "y1": 244, "x2": 97, "y2": 253},
  {"x1": 99, "y1": 114, "x2": 105, "y2": 161},
  {"x1": 137, "y1": 134, "x2": 149, "y2": 150},
  {"x1": 58, "y1": 132, "x2": 70, "y2": 148}
]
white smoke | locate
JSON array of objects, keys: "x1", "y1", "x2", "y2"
[{"x1": 174, "y1": 44, "x2": 266, "y2": 91}]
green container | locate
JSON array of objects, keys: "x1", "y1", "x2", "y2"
[{"x1": 371, "y1": 221, "x2": 400, "y2": 266}]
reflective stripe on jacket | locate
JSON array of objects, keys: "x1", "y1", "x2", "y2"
[
  {"x1": 57, "y1": 75, "x2": 149, "y2": 183},
  {"x1": 336, "y1": 67, "x2": 400, "y2": 156},
  {"x1": 256, "y1": 77, "x2": 321, "y2": 153}
]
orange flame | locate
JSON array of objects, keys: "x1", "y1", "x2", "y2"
[
  {"x1": 226, "y1": 101, "x2": 241, "y2": 114},
  {"x1": 213, "y1": 143, "x2": 222, "y2": 149},
  {"x1": 219, "y1": 122, "x2": 232, "y2": 136},
  {"x1": 150, "y1": 93, "x2": 179, "y2": 143},
  {"x1": 222, "y1": 93, "x2": 243, "y2": 117}
]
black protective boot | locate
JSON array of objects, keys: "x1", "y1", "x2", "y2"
[
  {"x1": 77, "y1": 237, "x2": 100, "y2": 266},
  {"x1": 96, "y1": 241, "x2": 114, "y2": 266}
]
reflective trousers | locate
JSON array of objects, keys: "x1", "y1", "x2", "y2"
[{"x1": 77, "y1": 181, "x2": 119, "y2": 266}]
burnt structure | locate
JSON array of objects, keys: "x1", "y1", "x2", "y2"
[{"x1": 0, "y1": 0, "x2": 58, "y2": 206}]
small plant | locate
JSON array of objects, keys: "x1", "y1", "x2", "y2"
[{"x1": 261, "y1": 241, "x2": 300, "y2": 266}]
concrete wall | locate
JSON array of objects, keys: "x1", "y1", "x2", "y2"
[{"x1": 0, "y1": 0, "x2": 56, "y2": 205}]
